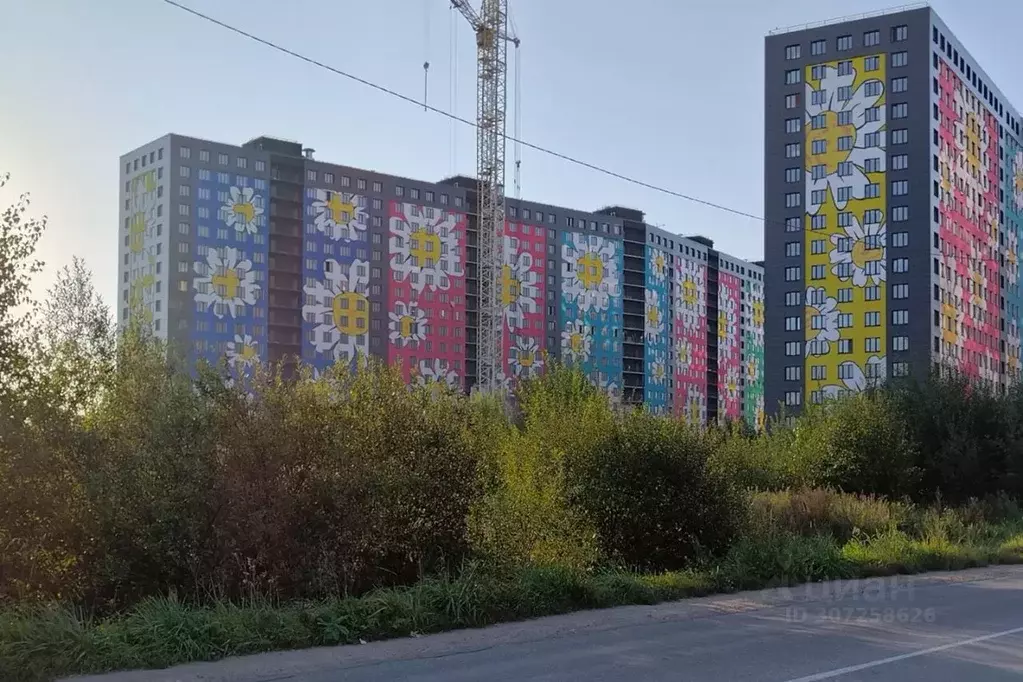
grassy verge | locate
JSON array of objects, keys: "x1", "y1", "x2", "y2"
[{"x1": 4, "y1": 524, "x2": 1023, "y2": 682}]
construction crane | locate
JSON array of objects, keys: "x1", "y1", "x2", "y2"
[{"x1": 451, "y1": 0, "x2": 519, "y2": 394}]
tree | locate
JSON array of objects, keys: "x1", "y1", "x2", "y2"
[
  {"x1": 33, "y1": 257, "x2": 115, "y2": 414},
  {"x1": 0, "y1": 173, "x2": 45, "y2": 401}
]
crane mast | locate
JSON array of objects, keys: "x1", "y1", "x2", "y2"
[{"x1": 451, "y1": 0, "x2": 517, "y2": 394}]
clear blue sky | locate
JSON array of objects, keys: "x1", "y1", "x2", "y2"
[{"x1": 1, "y1": 0, "x2": 1020, "y2": 306}]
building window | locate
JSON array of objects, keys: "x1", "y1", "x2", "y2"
[
  {"x1": 811, "y1": 264, "x2": 825, "y2": 280},
  {"x1": 373, "y1": 181, "x2": 382, "y2": 192},
  {"x1": 785, "y1": 216, "x2": 801, "y2": 232},
  {"x1": 811, "y1": 214, "x2": 827, "y2": 230},
  {"x1": 811, "y1": 39, "x2": 826, "y2": 56},
  {"x1": 865, "y1": 311, "x2": 881, "y2": 327},
  {"x1": 892, "y1": 154, "x2": 908, "y2": 170},
  {"x1": 786, "y1": 366, "x2": 802, "y2": 381},
  {"x1": 892, "y1": 103, "x2": 908, "y2": 119},
  {"x1": 864, "y1": 157, "x2": 882, "y2": 173},
  {"x1": 785, "y1": 241, "x2": 801, "y2": 257},
  {"x1": 892, "y1": 129, "x2": 908, "y2": 144},
  {"x1": 785, "y1": 341, "x2": 801, "y2": 357},
  {"x1": 892, "y1": 25, "x2": 908, "y2": 42},
  {"x1": 864, "y1": 80, "x2": 882, "y2": 97},
  {"x1": 864, "y1": 30, "x2": 880, "y2": 47},
  {"x1": 865, "y1": 285, "x2": 881, "y2": 301},
  {"x1": 892, "y1": 51, "x2": 908, "y2": 67},
  {"x1": 785, "y1": 93, "x2": 799, "y2": 109},
  {"x1": 237, "y1": 157, "x2": 247, "y2": 169},
  {"x1": 785, "y1": 117, "x2": 802, "y2": 133},
  {"x1": 837, "y1": 85, "x2": 852, "y2": 101},
  {"x1": 892, "y1": 206, "x2": 909, "y2": 222},
  {"x1": 811, "y1": 89, "x2": 827, "y2": 106},
  {"x1": 785, "y1": 167, "x2": 801, "y2": 183},
  {"x1": 837, "y1": 60, "x2": 852, "y2": 76},
  {"x1": 863, "y1": 107, "x2": 880, "y2": 123},
  {"x1": 811, "y1": 238, "x2": 826, "y2": 254},
  {"x1": 865, "y1": 337, "x2": 881, "y2": 353},
  {"x1": 836, "y1": 312, "x2": 852, "y2": 328},
  {"x1": 893, "y1": 362, "x2": 910, "y2": 377},
  {"x1": 785, "y1": 316, "x2": 801, "y2": 331},
  {"x1": 810, "y1": 65, "x2": 826, "y2": 81},
  {"x1": 785, "y1": 69, "x2": 801, "y2": 85},
  {"x1": 893, "y1": 257, "x2": 909, "y2": 273},
  {"x1": 179, "y1": 146, "x2": 191, "y2": 159},
  {"x1": 785, "y1": 192, "x2": 802, "y2": 208},
  {"x1": 785, "y1": 266, "x2": 801, "y2": 282},
  {"x1": 892, "y1": 76, "x2": 908, "y2": 93},
  {"x1": 893, "y1": 283, "x2": 909, "y2": 299},
  {"x1": 785, "y1": 44, "x2": 801, "y2": 60},
  {"x1": 255, "y1": 160, "x2": 265, "y2": 172},
  {"x1": 410, "y1": 188, "x2": 420, "y2": 200},
  {"x1": 837, "y1": 35, "x2": 852, "y2": 51},
  {"x1": 892, "y1": 310, "x2": 909, "y2": 325},
  {"x1": 893, "y1": 336, "x2": 909, "y2": 351},
  {"x1": 864, "y1": 182, "x2": 880, "y2": 198},
  {"x1": 811, "y1": 139, "x2": 826, "y2": 155},
  {"x1": 395, "y1": 185, "x2": 404, "y2": 197},
  {"x1": 892, "y1": 232, "x2": 908, "y2": 248},
  {"x1": 218, "y1": 153, "x2": 228, "y2": 165},
  {"x1": 864, "y1": 55, "x2": 879, "y2": 71},
  {"x1": 785, "y1": 391, "x2": 802, "y2": 407},
  {"x1": 892, "y1": 180, "x2": 908, "y2": 196},
  {"x1": 785, "y1": 290, "x2": 801, "y2": 306},
  {"x1": 838, "y1": 339, "x2": 852, "y2": 354}
]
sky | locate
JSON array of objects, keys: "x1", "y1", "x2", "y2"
[{"x1": 2, "y1": 0, "x2": 1023, "y2": 307}]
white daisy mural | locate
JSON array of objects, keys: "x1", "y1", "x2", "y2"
[
  {"x1": 193, "y1": 247, "x2": 260, "y2": 319},
  {"x1": 677, "y1": 338, "x2": 694, "y2": 373},
  {"x1": 804, "y1": 63, "x2": 886, "y2": 214},
  {"x1": 389, "y1": 204, "x2": 463, "y2": 293},
  {"x1": 312, "y1": 189, "x2": 368, "y2": 241},
  {"x1": 649, "y1": 248, "x2": 669, "y2": 284},
  {"x1": 648, "y1": 350, "x2": 668, "y2": 386},
  {"x1": 684, "y1": 385, "x2": 706, "y2": 427},
  {"x1": 388, "y1": 301, "x2": 428, "y2": 347},
  {"x1": 804, "y1": 286, "x2": 840, "y2": 357},
  {"x1": 509, "y1": 336, "x2": 543, "y2": 378},
  {"x1": 819, "y1": 356, "x2": 887, "y2": 400},
  {"x1": 221, "y1": 186, "x2": 264, "y2": 235},
  {"x1": 724, "y1": 366, "x2": 742, "y2": 402},
  {"x1": 302, "y1": 259, "x2": 371, "y2": 363},
  {"x1": 562, "y1": 233, "x2": 619, "y2": 312},
  {"x1": 226, "y1": 334, "x2": 259, "y2": 368},
  {"x1": 560, "y1": 320, "x2": 592, "y2": 364},
  {"x1": 644, "y1": 289, "x2": 665, "y2": 341},
  {"x1": 829, "y1": 217, "x2": 886, "y2": 287},
  {"x1": 413, "y1": 358, "x2": 460, "y2": 389},
  {"x1": 501, "y1": 236, "x2": 540, "y2": 330}
]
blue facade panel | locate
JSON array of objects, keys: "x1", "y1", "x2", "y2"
[{"x1": 644, "y1": 245, "x2": 670, "y2": 413}]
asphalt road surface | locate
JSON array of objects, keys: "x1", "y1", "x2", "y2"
[{"x1": 68, "y1": 565, "x2": 1023, "y2": 682}]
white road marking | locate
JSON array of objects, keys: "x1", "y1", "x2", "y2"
[{"x1": 781, "y1": 625, "x2": 1023, "y2": 682}]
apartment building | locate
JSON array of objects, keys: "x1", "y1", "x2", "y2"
[
  {"x1": 119, "y1": 134, "x2": 763, "y2": 425},
  {"x1": 764, "y1": 6, "x2": 1023, "y2": 414}
]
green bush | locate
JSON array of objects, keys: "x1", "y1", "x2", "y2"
[
  {"x1": 751, "y1": 489, "x2": 906, "y2": 543},
  {"x1": 569, "y1": 411, "x2": 746, "y2": 571}
]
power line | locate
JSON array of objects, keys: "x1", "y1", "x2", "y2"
[{"x1": 160, "y1": 0, "x2": 769, "y2": 228}]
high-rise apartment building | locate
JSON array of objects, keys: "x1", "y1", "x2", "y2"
[
  {"x1": 764, "y1": 6, "x2": 1023, "y2": 414},
  {"x1": 119, "y1": 134, "x2": 764, "y2": 426}
]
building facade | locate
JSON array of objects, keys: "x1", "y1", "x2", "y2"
[
  {"x1": 764, "y1": 6, "x2": 1023, "y2": 415},
  {"x1": 119, "y1": 134, "x2": 763, "y2": 426}
]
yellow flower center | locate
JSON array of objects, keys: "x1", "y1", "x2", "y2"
[
  {"x1": 575, "y1": 253, "x2": 604, "y2": 289},
  {"x1": 569, "y1": 332, "x2": 584, "y2": 353},
  {"x1": 501, "y1": 264, "x2": 520, "y2": 306},
  {"x1": 851, "y1": 239, "x2": 873, "y2": 270},
  {"x1": 519, "y1": 351, "x2": 535, "y2": 368},
  {"x1": 325, "y1": 193, "x2": 357, "y2": 225},
  {"x1": 1016, "y1": 171, "x2": 1023, "y2": 196},
  {"x1": 654, "y1": 254, "x2": 665, "y2": 271},
  {"x1": 717, "y1": 311, "x2": 727, "y2": 340},
  {"x1": 398, "y1": 314, "x2": 416, "y2": 339},
  {"x1": 332, "y1": 291, "x2": 369, "y2": 336},
  {"x1": 646, "y1": 304, "x2": 660, "y2": 327},
  {"x1": 410, "y1": 229, "x2": 442, "y2": 266},
  {"x1": 753, "y1": 302, "x2": 764, "y2": 326},
  {"x1": 683, "y1": 280, "x2": 697, "y2": 305},
  {"x1": 807, "y1": 110, "x2": 856, "y2": 175},
  {"x1": 212, "y1": 268, "x2": 240, "y2": 295},
  {"x1": 233, "y1": 201, "x2": 256, "y2": 225},
  {"x1": 239, "y1": 343, "x2": 258, "y2": 362}
]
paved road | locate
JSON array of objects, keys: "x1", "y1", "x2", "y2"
[{"x1": 68, "y1": 566, "x2": 1023, "y2": 682}]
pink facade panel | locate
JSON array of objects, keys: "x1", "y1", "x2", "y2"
[
  {"x1": 936, "y1": 60, "x2": 1001, "y2": 383},
  {"x1": 674, "y1": 257, "x2": 708, "y2": 425},
  {"x1": 502, "y1": 221, "x2": 547, "y2": 385},
  {"x1": 386, "y1": 201, "x2": 468, "y2": 388},
  {"x1": 717, "y1": 272, "x2": 743, "y2": 423}
]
